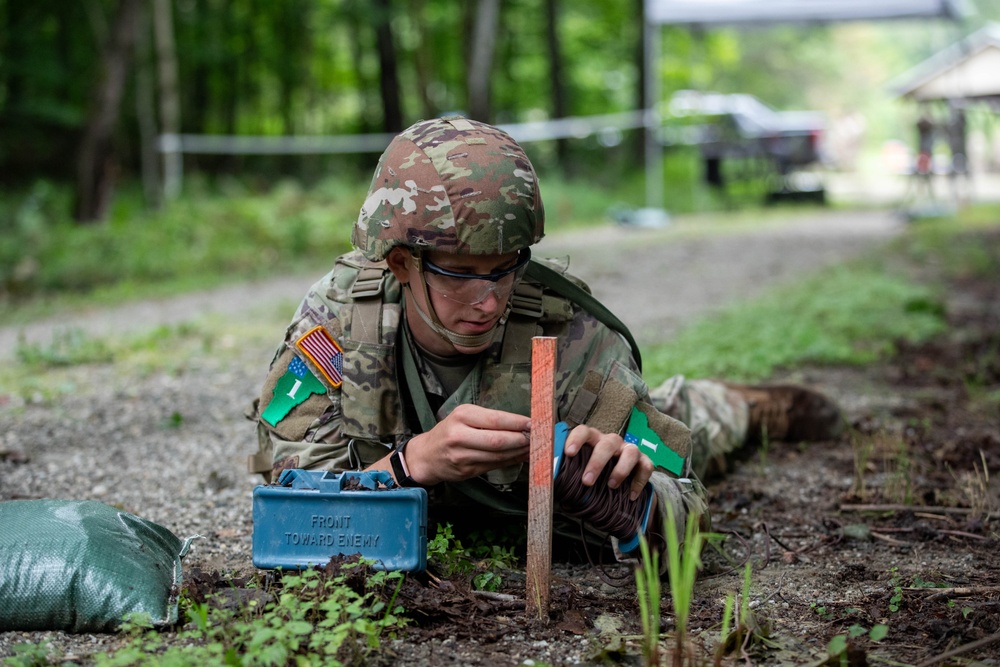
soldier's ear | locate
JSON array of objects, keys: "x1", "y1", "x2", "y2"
[{"x1": 385, "y1": 247, "x2": 412, "y2": 284}]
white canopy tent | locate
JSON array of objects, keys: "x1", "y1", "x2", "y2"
[
  {"x1": 889, "y1": 23, "x2": 1000, "y2": 102},
  {"x1": 641, "y1": 0, "x2": 970, "y2": 209}
]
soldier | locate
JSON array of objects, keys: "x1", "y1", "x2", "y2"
[{"x1": 249, "y1": 117, "x2": 842, "y2": 567}]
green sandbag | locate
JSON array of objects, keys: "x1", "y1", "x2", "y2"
[{"x1": 0, "y1": 499, "x2": 195, "y2": 633}]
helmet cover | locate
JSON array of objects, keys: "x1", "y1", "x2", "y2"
[{"x1": 353, "y1": 117, "x2": 545, "y2": 260}]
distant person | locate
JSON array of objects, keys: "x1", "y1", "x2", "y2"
[
  {"x1": 248, "y1": 117, "x2": 843, "y2": 571},
  {"x1": 912, "y1": 110, "x2": 937, "y2": 201},
  {"x1": 916, "y1": 111, "x2": 935, "y2": 177},
  {"x1": 947, "y1": 102, "x2": 970, "y2": 204}
]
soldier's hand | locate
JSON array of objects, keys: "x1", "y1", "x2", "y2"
[
  {"x1": 404, "y1": 404, "x2": 531, "y2": 486},
  {"x1": 562, "y1": 424, "x2": 653, "y2": 502}
]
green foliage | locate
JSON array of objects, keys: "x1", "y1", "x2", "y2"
[
  {"x1": 827, "y1": 623, "x2": 888, "y2": 665},
  {"x1": 634, "y1": 533, "x2": 661, "y2": 667},
  {"x1": 426, "y1": 523, "x2": 519, "y2": 592},
  {"x1": 643, "y1": 262, "x2": 947, "y2": 385},
  {"x1": 0, "y1": 179, "x2": 360, "y2": 305},
  {"x1": 15, "y1": 327, "x2": 115, "y2": 368},
  {"x1": 888, "y1": 567, "x2": 904, "y2": 613},
  {"x1": 91, "y1": 563, "x2": 406, "y2": 667},
  {"x1": 2, "y1": 642, "x2": 56, "y2": 667},
  {"x1": 662, "y1": 503, "x2": 705, "y2": 664}
]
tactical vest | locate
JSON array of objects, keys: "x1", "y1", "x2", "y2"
[{"x1": 249, "y1": 250, "x2": 688, "y2": 480}]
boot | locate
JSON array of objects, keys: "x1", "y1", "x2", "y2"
[{"x1": 724, "y1": 383, "x2": 844, "y2": 444}]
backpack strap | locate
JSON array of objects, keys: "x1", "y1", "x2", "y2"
[
  {"x1": 348, "y1": 261, "x2": 390, "y2": 344},
  {"x1": 524, "y1": 259, "x2": 642, "y2": 372}
]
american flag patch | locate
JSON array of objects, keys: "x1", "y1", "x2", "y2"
[{"x1": 295, "y1": 326, "x2": 344, "y2": 388}]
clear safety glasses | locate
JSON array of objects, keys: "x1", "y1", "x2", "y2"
[{"x1": 416, "y1": 248, "x2": 531, "y2": 306}]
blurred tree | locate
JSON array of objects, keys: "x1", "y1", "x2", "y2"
[
  {"x1": 468, "y1": 0, "x2": 501, "y2": 122},
  {"x1": 74, "y1": 0, "x2": 142, "y2": 223},
  {"x1": 544, "y1": 0, "x2": 569, "y2": 165},
  {"x1": 374, "y1": 0, "x2": 404, "y2": 132}
]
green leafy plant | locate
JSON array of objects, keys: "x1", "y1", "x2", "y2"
[
  {"x1": 91, "y1": 560, "x2": 407, "y2": 666},
  {"x1": 2, "y1": 642, "x2": 57, "y2": 667},
  {"x1": 426, "y1": 523, "x2": 518, "y2": 592},
  {"x1": 15, "y1": 327, "x2": 114, "y2": 367},
  {"x1": 888, "y1": 567, "x2": 904, "y2": 613},
  {"x1": 827, "y1": 623, "x2": 888, "y2": 665},
  {"x1": 634, "y1": 532, "x2": 662, "y2": 667}
]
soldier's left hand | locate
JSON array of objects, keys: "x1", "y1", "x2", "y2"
[{"x1": 561, "y1": 425, "x2": 653, "y2": 501}]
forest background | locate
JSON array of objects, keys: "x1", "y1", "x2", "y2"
[{"x1": 2, "y1": 0, "x2": 1000, "y2": 307}]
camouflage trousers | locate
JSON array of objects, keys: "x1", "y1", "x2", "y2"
[{"x1": 650, "y1": 375, "x2": 750, "y2": 480}]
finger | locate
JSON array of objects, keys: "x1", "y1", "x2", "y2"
[
  {"x1": 628, "y1": 456, "x2": 654, "y2": 501},
  {"x1": 455, "y1": 404, "x2": 532, "y2": 433},
  {"x1": 581, "y1": 434, "x2": 619, "y2": 487},
  {"x1": 607, "y1": 441, "x2": 641, "y2": 490},
  {"x1": 563, "y1": 424, "x2": 595, "y2": 457}
]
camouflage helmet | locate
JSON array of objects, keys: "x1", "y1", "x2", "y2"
[{"x1": 352, "y1": 117, "x2": 545, "y2": 261}]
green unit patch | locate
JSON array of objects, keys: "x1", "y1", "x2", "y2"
[
  {"x1": 262, "y1": 355, "x2": 327, "y2": 426},
  {"x1": 625, "y1": 406, "x2": 684, "y2": 476}
]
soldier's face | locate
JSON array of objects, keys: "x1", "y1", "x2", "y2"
[{"x1": 387, "y1": 248, "x2": 521, "y2": 356}]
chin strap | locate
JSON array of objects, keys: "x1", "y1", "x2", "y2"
[{"x1": 404, "y1": 279, "x2": 509, "y2": 350}]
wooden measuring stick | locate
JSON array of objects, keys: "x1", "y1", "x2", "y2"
[{"x1": 526, "y1": 336, "x2": 556, "y2": 621}]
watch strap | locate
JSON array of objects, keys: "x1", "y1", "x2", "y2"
[{"x1": 390, "y1": 439, "x2": 424, "y2": 488}]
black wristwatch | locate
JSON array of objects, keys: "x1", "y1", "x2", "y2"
[{"x1": 390, "y1": 439, "x2": 425, "y2": 488}]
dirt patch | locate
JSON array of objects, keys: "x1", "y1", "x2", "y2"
[
  {"x1": 2, "y1": 221, "x2": 998, "y2": 666},
  {"x1": 354, "y1": 229, "x2": 1000, "y2": 665},
  {"x1": 180, "y1": 229, "x2": 1000, "y2": 665}
]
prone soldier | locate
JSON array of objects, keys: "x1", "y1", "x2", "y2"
[{"x1": 249, "y1": 117, "x2": 842, "y2": 568}]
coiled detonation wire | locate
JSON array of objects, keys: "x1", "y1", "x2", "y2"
[{"x1": 553, "y1": 443, "x2": 653, "y2": 543}]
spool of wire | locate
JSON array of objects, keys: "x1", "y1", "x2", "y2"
[{"x1": 551, "y1": 422, "x2": 655, "y2": 555}]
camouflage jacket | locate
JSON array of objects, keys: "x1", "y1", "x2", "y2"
[{"x1": 251, "y1": 250, "x2": 691, "y2": 485}]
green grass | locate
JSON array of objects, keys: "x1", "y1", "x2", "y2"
[
  {"x1": 0, "y1": 156, "x2": 837, "y2": 325},
  {"x1": 643, "y1": 261, "x2": 947, "y2": 385}
]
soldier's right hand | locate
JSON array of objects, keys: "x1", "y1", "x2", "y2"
[{"x1": 404, "y1": 404, "x2": 532, "y2": 486}]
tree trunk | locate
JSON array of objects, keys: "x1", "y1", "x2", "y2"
[
  {"x1": 411, "y1": 0, "x2": 435, "y2": 119},
  {"x1": 467, "y1": 0, "x2": 501, "y2": 122},
  {"x1": 632, "y1": 0, "x2": 647, "y2": 168},
  {"x1": 134, "y1": 3, "x2": 161, "y2": 208},
  {"x1": 544, "y1": 0, "x2": 568, "y2": 166},
  {"x1": 73, "y1": 0, "x2": 142, "y2": 223},
  {"x1": 374, "y1": 0, "x2": 403, "y2": 132},
  {"x1": 153, "y1": 0, "x2": 182, "y2": 199}
]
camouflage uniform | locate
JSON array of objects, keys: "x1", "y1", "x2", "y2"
[{"x1": 250, "y1": 117, "x2": 754, "y2": 565}]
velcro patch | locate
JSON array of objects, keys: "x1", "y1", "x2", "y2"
[
  {"x1": 261, "y1": 356, "x2": 327, "y2": 426},
  {"x1": 625, "y1": 406, "x2": 686, "y2": 476},
  {"x1": 296, "y1": 326, "x2": 344, "y2": 388}
]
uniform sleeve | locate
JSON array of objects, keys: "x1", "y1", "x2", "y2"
[
  {"x1": 554, "y1": 310, "x2": 691, "y2": 473},
  {"x1": 253, "y1": 272, "x2": 387, "y2": 479}
]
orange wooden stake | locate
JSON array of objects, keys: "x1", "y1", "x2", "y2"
[{"x1": 526, "y1": 336, "x2": 557, "y2": 621}]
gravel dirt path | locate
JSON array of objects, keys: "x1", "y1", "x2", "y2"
[
  {"x1": 8, "y1": 208, "x2": 998, "y2": 665},
  {"x1": 0, "y1": 209, "x2": 902, "y2": 360}
]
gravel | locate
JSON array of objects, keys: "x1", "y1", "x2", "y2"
[{"x1": 0, "y1": 209, "x2": 903, "y2": 660}]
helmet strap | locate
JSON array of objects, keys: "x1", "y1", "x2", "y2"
[{"x1": 403, "y1": 278, "x2": 509, "y2": 350}]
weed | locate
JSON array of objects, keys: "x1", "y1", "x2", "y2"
[
  {"x1": 888, "y1": 567, "x2": 904, "y2": 613},
  {"x1": 850, "y1": 431, "x2": 876, "y2": 499},
  {"x1": 882, "y1": 436, "x2": 914, "y2": 505},
  {"x1": 90, "y1": 560, "x2": 407, "y2": 666},
  {"x1": 810, "y1": 602, "x2": 833, "y2": 620},
  {"x1": 663, "y1": 503, "x2": 705, "y2": 667},
  {"x1": 2, "y1": 642, "x2": 56, "y2": 667},
  {"x1": 635, "y1": 533, "x2": 662, "y2": 667},
  {"x1": 426, "y1": 523, "x2": 518, "y2": 592},
  {"x1": 15, "y1": 328, "x2": 114, "y2": 368},
  {"x1": 827, "y1": 623, "x2": 888, "y2": 666},
  {"x1": 951, "y1": 450, "x2": 994, "y2": 522}
]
